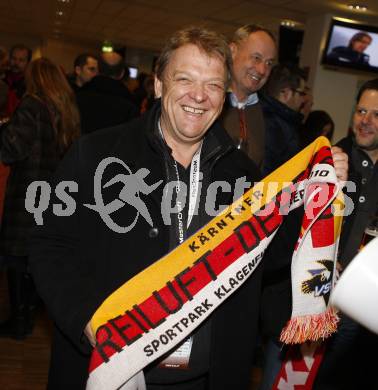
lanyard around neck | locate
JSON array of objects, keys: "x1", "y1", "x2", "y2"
[{"x1": 158, "y1": 121, "x2": 202, "y2": 242}]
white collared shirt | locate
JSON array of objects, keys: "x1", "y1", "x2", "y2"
[{"x1": 228, "y1": 92, "x2": 259, "y2": 109}]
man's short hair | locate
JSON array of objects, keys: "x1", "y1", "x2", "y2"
[
  {"x1": 74, "y1": 53, "x2": 97, "y2": 68},
  {"x1": 155, "y1": 26, "x2": 232, "y2": 87},
  {"x1": 230, "y1": 24, "x2": 276, "y2": 46},
  {"x1": 264, "y1": 63, "x2": 305, "y2": 98},
  {"x1": 99, "y1": 53, "x2": 124, "y2": 79},
  {"x1": 356, "y1": 78, "x2": 378, "y2": 102},
  {"x1": 349, "y1": 32, "x2": 372, "y2": 49},
  {"x1": 10, "y1": 44, "x2": 32, "y2": 62}
]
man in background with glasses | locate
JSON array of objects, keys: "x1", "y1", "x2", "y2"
[
  {"x1": 259, "y1": 63, "x2": 307, "y2": 176},
  {"x1": 313, "y1": 78, "x2": 378, "y2": 390}
]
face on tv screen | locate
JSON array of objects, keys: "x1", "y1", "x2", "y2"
[{"x1": 324, "y1": 22, "x2": 378, "y2": 71}]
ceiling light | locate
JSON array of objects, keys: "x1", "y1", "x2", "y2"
[
  {"x1": 348, "y1": 4, "x2": 368, "y2": 11},
  {"x1": 56, "y1": 10, "x2": 64, "y2": 16},
  {"x1": 58, "y1": 0, "x2": 70, "y2": 3},
  {"x1": 102, "y1": 41, "x2": 113, "y2": 53},
  {"x1": 281, "y1": 20, "x2": 296, "y2": 28}
]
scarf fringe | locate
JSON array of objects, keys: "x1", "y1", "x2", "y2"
[{"x1": 280, "y1": 307, "x2": 339, "y2": 344}]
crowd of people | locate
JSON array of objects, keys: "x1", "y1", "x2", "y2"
[{"x1": 0, "y1": 23, "x2": 376, "y2": 390}]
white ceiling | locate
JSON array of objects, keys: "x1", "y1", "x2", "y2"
[{"x1": 0, "y1": 0, "x2": 378, "y2": 52}]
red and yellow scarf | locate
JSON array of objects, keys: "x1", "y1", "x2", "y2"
[{"x1": 86, "y1": 137, "x2": 343, "y2": 390}]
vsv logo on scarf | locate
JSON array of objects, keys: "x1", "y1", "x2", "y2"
[{"x1": 85, "y1": 137, "x2": 343, "y2": 390}]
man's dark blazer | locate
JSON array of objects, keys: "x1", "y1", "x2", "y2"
[{"x1": 76, "y1": 75, "x2": 138, "y2": 134}]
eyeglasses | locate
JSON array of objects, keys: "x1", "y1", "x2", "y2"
[{"x1": 292, "y1": 89, "x2": 307, "y2": 97}]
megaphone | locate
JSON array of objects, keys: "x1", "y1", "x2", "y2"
[{"x1": 330, "y1": 237, "x2": 378, "y2": 334}]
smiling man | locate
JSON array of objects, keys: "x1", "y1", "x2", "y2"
[
  {"x1": 312, "y1": 78, "x2": 378, "y2": 390},
  {"x1": 29, "y1": 27, "x2": 262, "y2": 390},
  {"x1": 154, "y1": 43, "x2": 227, "y2": 167},
  {"x1": 220, "y1": 24, "x2": 277, "y2": 169},
  {"x1": 336, "y1": 78, "x2": 378, "y2": 268}
]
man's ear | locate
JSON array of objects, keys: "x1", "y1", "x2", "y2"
[
  {"x1": 74, "y1": 65, "x2": 81, "y2": 76},
  {"x1": 229, "y1": 42, "x2": 238, "y2": 60},
  {"x1": 154, "y1": 75, "x2": 162, "y2": 98}
]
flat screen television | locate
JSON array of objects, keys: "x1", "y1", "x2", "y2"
[{"x1": 322, "y1": 18, "x2": 378, "y2": 74}]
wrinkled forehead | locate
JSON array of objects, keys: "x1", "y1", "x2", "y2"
[
  {"x1": 166, "y1": 44, "x2": 228, "y2": 77},
  {"x1": 358, "y1": 89, "x2": 378, "y2": 107},
  {"x1": 238, "y1": 31, "x2": 276, "y2": 55}
]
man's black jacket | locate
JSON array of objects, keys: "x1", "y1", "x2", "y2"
[
  {"x1": 76, "y1": 75, "x2": 138, "y2": 134},
  {"x1": 29, "y1": 102, "x2": 263, "y2": 390}
]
